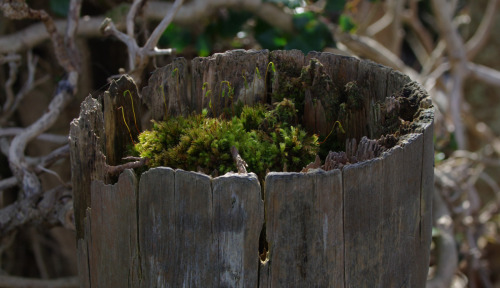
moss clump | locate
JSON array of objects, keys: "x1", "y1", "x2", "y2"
[{"x1": 134, "y1": 99, "x2": 319, "y2": 179}]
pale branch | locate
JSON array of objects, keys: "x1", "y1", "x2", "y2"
[
  {"x1": 142, "y1": 0, "x2": 184, "y2": 52},
  {"x1": 0, "y1": 177, "x2": 18, "y2": 192},
  {"x1": 365, "y1": 0, "x2": 405, "y2": 54},
  {"x1": 427, "y1": 178, "x2": 458, "y2": 288},
  {"x1": 0, "y1": 185, "x2": 73, "y2": 238},
  {"x1": 0, "y1": 16, "x2": 106, "y2": 54},
  {"x1": 3, "y1": 52, "x2": 19, "y2": 113},
  {"x1": 333, "y1": 29, "x2": 418, "y2": 79},
  {"x1": 0, "y1": 144, "x2": 69, "y2": 192},
  {"x1": 365, "y1": 3, "x2": 394, "y2": 36},
  {"x1": 127, "y1": 0, "x2": 147, "y2": 38},
  {"x1": 405, "y1": 29, "x2": 429, "y2": 69},
  {"x1": 231, "y1": 146, "x2": 248, "y2": 174},
  {"x1": 8, "y1": 72, "x2": 78, "y2": 198},
  {"x1": 401, "y1": 0, "x2": 434, "y2": 54},
  {"x1": 64, "y1": 0, "x2": 83, "y2": 71},
  {"x1": 431, "y1": 0, "x2": 469, "y2": 149},
  {"x1": 420, "y1": 40, "x2": 447, "y2": 79},
  {"x1": 1, "y1": 0, "x2": 82, "y2": 198},
  {"x1": 431, "y1": 0, "x2": 468, "y2": 64},
  {"x1": 0, "y1": 275, "x2": 78, "y2": 288},
  {"x1": 467, "y1": 62, "x2": 500, "y2": 87},
  {"x1": 0, "y1": 53, "x2": 21, "y2": 64},
  {"x1": 423, "y1": 62, "x2": 450, "y2": 93},
  {"x1": 465, "y1": 0, "x2": 500, "y2": 60},
  {"x1": 1, "y1": 51, "x2": 48, "y2": 125},
  {"x1": 0, "y1": 1, "x2": 293, "y2": 55},
  {"x1": 101, "y1": 18, "x2": 140, "y2": 71},
  {"x1": 105, "y1": 157, "x2": 148, "y2": 176},
  {"x1": 0, "y1": 128, "x2": 68, "y2": 144},
  {"x1": 101, "y1": 0, "x2": 183, "y2": 83},
  {"x1": 36, "y1": 144, "x2": 70, "y2": 169}
]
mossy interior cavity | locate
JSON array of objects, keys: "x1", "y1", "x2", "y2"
[
  {"x1": 133, "y1": 57, "x2": 423, "y2": 178},
  {"x1": 133, "y1": 98, "x2": 319, "y2": 180}
]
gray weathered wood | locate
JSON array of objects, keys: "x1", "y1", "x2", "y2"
[
  {"x1": 142, "y1": 57, "x2": 190, "y2": 120},
  {"x1": 263, "y1": 169, "x2": 344, "y2": 287},
  {"x1": 89, "y1": 169, "x2": 140, "y2": 287},
  {"x1": 72, "y1": 49, "x2": 434, "y2": 288},
  {"x1": 69, "y1": 96, "x2": 107, "y2": 239},
  {"x1": 138, "y1": 168, "x2": 263, "y2": 287},
  {"x1": 212, "y1": 172, "x2": 263, "y2": 287},
  {"x1": 103, "y1": 74, "x2": 142, "y2": 165},
  {"x1": 138, "y1": 167, "x2": 177, "y2": 287},
  {"x1": 191, "y1": 49, "x2": 269, "y2": 115}
]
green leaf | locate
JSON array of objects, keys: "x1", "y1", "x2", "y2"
[
  {"x1": 50, "y1": 0, "x2": 70, "y2": 17},
  {"x1": 159, "y1": 24, "x2": 192, "y2": 52},
  {"x1": 286, "y1": 12, "x2": 334, "y2": 53},
  {"x1": 324, "y1": 0, "x2": 347, "y2": 13},
  {"x1": 292, "y1": 12, "x2": 315, "y2": 31},
  {"x1": 196, "y1": 35, "x2": 211, "y2": 57},
  {"x1": 339, "y1": 14, "x2": 356, "y2": 32}
]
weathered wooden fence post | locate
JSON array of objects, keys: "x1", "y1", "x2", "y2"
[{"x1": 70, "y1": 49, "x2": 434, "y2": 287}]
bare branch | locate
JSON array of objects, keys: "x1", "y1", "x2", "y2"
[
  {"x1": 0, "y1": 51, "x2": 48, "y2": 125},
  {"x1": 431, "y1": 0, "x2": 469, "y2": 149},
  {"x1": 333, "y1": 29, "x2": 418, "y2": 79},
  {"x1": 0, "y1": 128, "x2": 68, "y2": 144},
  {"x1": 365, "y1": 0, "x2": 405, "y2": 54},
  {"x1": 8, "y1": 71, "x2": 77, "y2": 197},
  {"x1": 127, "y1": 0, "x2": 147, "y2": 38},
  {"x1": 65, "y1": 0, "x2": 83, "y2": 71},
  {"x1": 0, "y1": 2, "x2": 80, "y2": 198},
  {"x1": 0, "y1": 185, "x2": 73, "y2": 238},
  {"x1": 143, "y1": 0, "x2": 184, "y2": 52},
  {"x1": 36, "y1": 144, "x2": 70, "y2": 169},
  {"x1": 428, "y1": 178, "x2": 458, "y2": 288},
  {"x1": 465, "y1": 0, "x2": 500, "y2": 60},
  {"x1": 0, "y1": 275, "x2": 78, "y2": 288},
  {"x1": 0, "y1": 1, "x2": 293, "y2": 55},
  {"x1": 467, "y1": 62, "x2": 500, "y2": 87},
  {"x1": 231, "y1": 146, "x2": 248, "y2": 174},
  {"x1": 3, "y1": 52, "x2": 19, "y2": 113},
  {"x1": 0, "y1": 177, "x2": 18, "y2": 192},
  {"x1": 105, "y1": 157, "x2": 148, "y2": 176},
  {"x1": 101, "y1": 18, "x2": 140, "y2": 71},
  {"x1": 0, "y1": 53, "x2": 21, "y2": 64},
  {"x1": 401, "y1": 0, "x2": 434, "y2": 54}
]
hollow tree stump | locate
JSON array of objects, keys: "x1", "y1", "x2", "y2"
[{"x1": 70, "y1": 49, "x2": 434, "y2": 287}]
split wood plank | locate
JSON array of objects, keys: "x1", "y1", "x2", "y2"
[
  {"x1": 264, "y1": 169, "x2": 344, "y2": 287},
  {"x1": 89, "y1": 169, "x2": 140, "y2": 287}
]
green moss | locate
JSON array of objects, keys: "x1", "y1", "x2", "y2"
[{"x1": 134, "y1": 99, "x2": 319, "y2": 179}]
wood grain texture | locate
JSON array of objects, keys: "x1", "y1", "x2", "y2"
[
  {"x1": 191, "y1": 49, "x2": 269, "y2": 115},
  {"x1": 212, "y1": 172, "x2": 263, "y2": 287},
  {"x1": 141, "y1": 57, "x2": 190, "y2": 120},
  {"x1": 265, "y1": 169, "x2": 344, "y2": 287},
  {"x1": 89, "y1": 169, "x2": 140, "y2": 287},
  {"x1": 103, "y1": 74, "x2": 142, "y2": 166},
  {"x1": 69, "y1": 95, "x2": 106, "y2": 239},
  {"x1": 138, "y1": 168, "x2": 263, "y2": 288},
  {"x1": 138, "y1": 167, "x2": 176, "y2": 287},
  {"x1": 71, "y1": 50, "x2": 435, "y2": 288}
]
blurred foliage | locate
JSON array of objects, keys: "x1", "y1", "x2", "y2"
[{"x1": 157, "y1": 1, "x2": 357, "y2": 56}]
